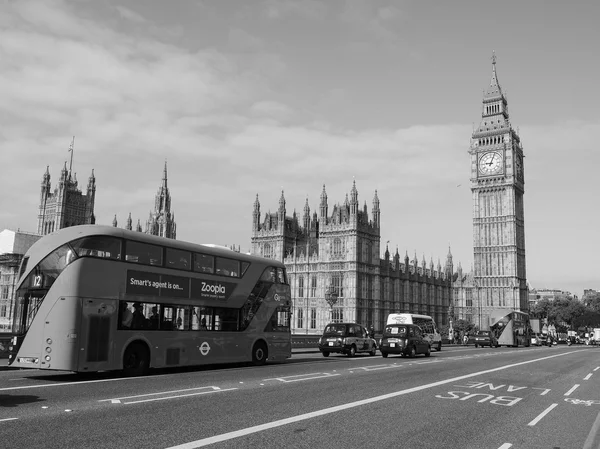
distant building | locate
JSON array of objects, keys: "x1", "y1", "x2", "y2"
[
  {"x1": 529, "y1": 288, "x2": 576, "y2": 305},
  {"x1": 113, "y1": 162, "x2": 176, "y2": 239},
  {"x1": 250, "y1": 184, "x2": 454, "y2": 334},
  {"x1": 37, "y1": 139, "x2": 96, "y2": 235},
  {"x1": 0, "y1": 230, "x2": 42, "y2": 331}
]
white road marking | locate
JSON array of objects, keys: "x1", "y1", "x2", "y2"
[
  {"x1": 584, "y1": 373, "x2": 593, "y2": 380},
  {"x1": 99, "y1": 386, "x2": 237, "y2": 405},
  {"x1": 564, "y1": 384, "x2": 580, "y2": 396},
  {"x1": 263, "y1": 373, "x2": 340, "y2": 383},
  {"x1": 594, "y1": 367, "x2": 599, "y2": 372},
  {"x1": 497, "y1": 444, "x2": 512, "y2": 449},
  {"x1": 349, "y1": 364, "x2": 403, "y2": 371},
  {"x1": 528, "y1": 403, "x2": 558, "y2": 426},
  {"x1": 0, "y1": 418, "x2": 18, "y2": 422},
  {"x1": 166, "y1": 352, "x2": 573, "y2": 449},
  {"x1": 583, "y1": 409, "x2": 600, "y2": 449}
]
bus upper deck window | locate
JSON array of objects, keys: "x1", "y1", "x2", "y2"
[
  {"x1": 194, "y1": 253, "x2": 214, "y2": 273},
  {"x1": 70, "y1": 236, "x2": 122, "y2": 260}
]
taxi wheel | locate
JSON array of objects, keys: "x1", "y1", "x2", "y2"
[
  {"x1": 474, "y1": 344, "x2": 478, "y2": 348},
  {"x1": 347, "y1": 345, "x2": 357, "y2": 357},
  {"x1": 381, "y1": 352, "x2": 388, "y2": 358},
  {"x1": 322, "y1": 351, "x2": 330, "y2": 357}
]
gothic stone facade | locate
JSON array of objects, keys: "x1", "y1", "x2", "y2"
[
  {"x1": 37, "y1": 163, "x2": 96, "y2": 235},
  {"x1": 250, "y1": 183, "x2": 453, "y2": 334}
]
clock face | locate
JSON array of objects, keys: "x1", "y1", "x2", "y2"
[
  {"x1": 478, "y1": 151, "x2": 503, "y2": 175},
  {"x1": 515, "y1": 154, "x2": 523, "y2": 179}
]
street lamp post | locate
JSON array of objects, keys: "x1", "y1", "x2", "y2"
[{"x1": 325, "y1": 286, "x2": 338, "y2": 323}]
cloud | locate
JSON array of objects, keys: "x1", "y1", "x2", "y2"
[
  {"x1": 228, "y1": 28, "x2": 265, "y2": 53},
  {"x1": 339, "y1": 0, "x2": 404, "y2": 46},
  {"x1": 114, "y1": 5, "x2": 147, "y2": 24},
  {"x1": 262, "y1": 0, "x2": 328, "y2": 20}
]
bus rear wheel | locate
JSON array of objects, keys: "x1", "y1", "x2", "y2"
[
  {"x1": 252, "y1": 341, "x2": 268, "y2": 366},
  {"x1": 123, "y1": 343, "x2": 149, "y2": 377}
]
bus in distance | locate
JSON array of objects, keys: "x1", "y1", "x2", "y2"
[
  {"x1": 489, "y1": 309, "x2": 531, "y2": 347},
  {"x1": 386, "y1": 313, "x2": 442, "y2": 351},
  {"x1": 9, "y1": 225, "x2": 291, "y2": 375}
]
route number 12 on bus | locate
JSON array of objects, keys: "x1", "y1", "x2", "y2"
[{"x1": 8, "y1": 225, "x2": 292, "y2": 375}]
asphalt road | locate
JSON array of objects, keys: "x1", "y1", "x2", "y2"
[{"x1": 1, "y1": 345, "x2": 599, "y2": 449}]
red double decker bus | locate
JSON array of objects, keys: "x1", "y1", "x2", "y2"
[{"x1": 9, "y1": 225, "x2": 291, "y2": 375}]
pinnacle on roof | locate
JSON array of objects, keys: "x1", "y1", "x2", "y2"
[{"x1": 484, "y1": 50, "x2": 504, "y2": 100}]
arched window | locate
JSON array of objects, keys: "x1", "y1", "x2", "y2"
[
  {"x1": 263, "y1": 243, "x2": 273, "y2": 259},
  {"x1": 332, "y1": 238, "x2": 343, "y2": 258},
  {"x1": 297, "y1": 307, "x2": 303, "y2": 329},
  {"x1": 332, "y1": 273, "x2": 343, "y2": 298},
  {"x1": 298, "y1": 275, "x2": 304, "y2": 298}
]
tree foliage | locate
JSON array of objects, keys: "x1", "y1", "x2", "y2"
[{"x1": 530, "y1": 298, "x2": 600, "y2": 328}]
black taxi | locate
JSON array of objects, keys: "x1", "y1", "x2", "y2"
[
  {"x1": 318, "y1": 323, "x2": 377, "y2": 357},
  {"x1": 379, "y1": 323, "x2": 431, "y2": 358}
]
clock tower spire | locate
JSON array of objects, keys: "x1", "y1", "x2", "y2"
[{"x1": 469, "y1": 53, "x2": 527, "y2": 325}]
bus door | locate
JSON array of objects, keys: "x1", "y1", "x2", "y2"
[
  {"x1": 37, "y1": 296, "x2": 83, "y2": 372},
  {"x1": 78, "y1": 297, "x2": 115, "y2": 372}
]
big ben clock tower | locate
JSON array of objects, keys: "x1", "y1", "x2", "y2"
[{"x1": 469, "y1": 53, "x2": 528, "y2": 325}]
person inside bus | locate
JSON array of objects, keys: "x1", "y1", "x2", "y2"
[
  {"x1": 131, "y1": 302, "x2": 147, "y2": 329},
  {"x1": 120, "y1": 302, "x2": 133, "y2": 329},
  {"x1": 200, "y1": 317, "x2": 208, "y2": 331},
  {"x1": 148, "y1": 306, "x2": 159, "y2": 329}
]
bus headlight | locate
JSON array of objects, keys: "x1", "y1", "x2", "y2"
[{"x1": 45, "y1": 355, "x2": 51, "y2": 361}]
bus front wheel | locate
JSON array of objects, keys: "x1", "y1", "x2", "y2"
[
  {"x1": 123, "y1": 343, "x2": 149, "y2": 376},
  {"x1": 252, "y1": 341, "x2": 268, "y2": 366}
]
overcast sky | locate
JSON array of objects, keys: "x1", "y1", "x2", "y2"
[{"x1": 1, "y1": 0, "x2": 598, "y2": 297}]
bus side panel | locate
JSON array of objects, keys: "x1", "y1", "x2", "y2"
[
  {"x1": 265, "y1": 332, "x2": 291, "y2": 361},
  {"x1": 42, "y1": 296, "x2": 82, "y2": 371}
]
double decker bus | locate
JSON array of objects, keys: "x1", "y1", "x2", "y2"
[
  {"x1": 8, "y1": 225, "x2": 291, "y2": 375},
  {"x1": 489, "y1": 309, "x2": 531, "y2": 347}
]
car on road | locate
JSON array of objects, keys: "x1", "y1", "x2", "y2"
[
  {"x1": 472, "y1": 330, "x2": 499, "y2": 348},
  {"x1": 318, "y1": 322, "x2": 377, "y2": 357},
  {"x1": 536, "y1": 333, "x2": 548, "y2": 346},
  {"x1": 379, "y1": 323, "x2": 431, "y2": 358}
]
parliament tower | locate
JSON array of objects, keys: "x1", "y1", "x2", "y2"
[
  {"x1": 37, "y1": 138, "x2": 96, "y2": 235},
  {"x1": 469, "y1": 54, "x2": 528, "y2": 319}
]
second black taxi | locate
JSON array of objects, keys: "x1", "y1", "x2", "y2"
[
  {"x1": 379, "y1": 323, "x2": 431, "y2": 358},
  {"x1": 318, "y1": 322, "x2": 378, "y2": 357}
]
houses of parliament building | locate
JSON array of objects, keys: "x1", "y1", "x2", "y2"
[
  {"x1": 250, "y1": 185, "x2": 455, "y2": 334},
  {"x1": 251, "y1": 55, "x2": 528, "y2": 334}
]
